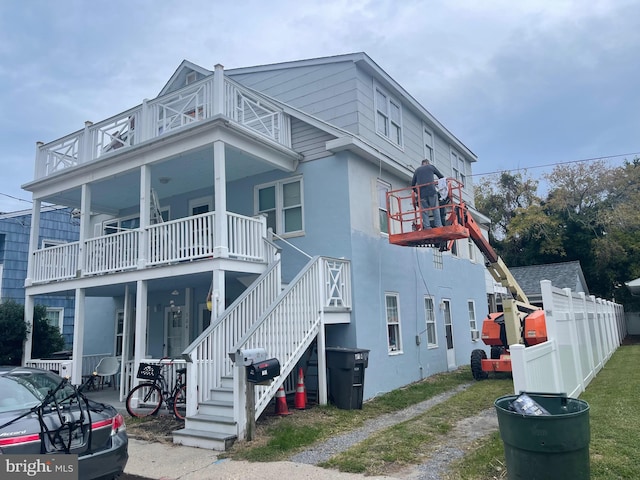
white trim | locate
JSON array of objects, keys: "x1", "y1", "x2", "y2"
[
  {"x1": 0, "y1": 263, "x2": 3, "y2": 301},
  {"x1": 385, "y1": 292, "x2": 403, "y2": 354},
  {"x1": 254, "y1": 176, "x2": 304, "y2": 236},
  {"x1": 376, "y1": 178, "x2": 391, "y2": 236},
  {"x1": 45, "y1": 307, "x2": 64, "y2": 334},
  {"x1": 374, "y1": 81, "x2": 404, "y2": 149},
  {"x1": 424, "y1": 295, "x2": 438, "y2": 348},
  {"x1": 41, "y1": 238, "x2": 66, "y2": 249},
  {"x1": 189, "y1": 196, "x2": 213, "y2": 215},
  {"x1": 423, "y1": 124, "x2": 434, "y2": 161},
  {"x1": 467, "y1": 299, "x2": 477, "y2": 332}
]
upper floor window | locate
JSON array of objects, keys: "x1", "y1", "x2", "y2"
[
  {"x1": 375, "y1": 85, "x2": 403, "y2": 147},
  {"x1": 433, "y1": 249, "x2": 443, "y2": 269},
  {"x1": 451, "y1": 150, "x2": 467, "y2": 186},
  {"x1": 424, "y1": 296, "x2": 437, "y2": 347},
  {"x1": 45, "y1": 307, "x2": 64, "y2": 334},
  {"x1": 256, "y1": 178, "x2": 303, "y2": 235},
  {"x1": 385, "y1": 292, "x2": 402, "y2": 353},
  {"x1": 377, "y1": 179, "x2": 390, "y2": 235},
  {"x1": 423, "y1": 126, "x2": 434, "y2": 161},
  {"x1": 185, "y1": 72, "x2": 198, "y2": 85},
  {"x1": 42, "y1": 239, "x2": 65, "y2": 249},
  {"x1": 468, "y1": 237, "x2": 477, "y2": 262}
]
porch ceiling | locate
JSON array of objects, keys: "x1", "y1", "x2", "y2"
[{"x1": 38, "y1": 144, "x2": 279, "y2": 213}]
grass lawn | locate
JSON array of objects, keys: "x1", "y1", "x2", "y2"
[{"x1": 227, "y1": 342, "x2": 640, "y2": 479}]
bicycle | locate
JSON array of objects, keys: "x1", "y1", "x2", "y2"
[{"x1": 125, "y1": 359, "x2": 187, "y2": 420}]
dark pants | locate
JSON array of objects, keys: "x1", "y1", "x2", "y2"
[{"x1": 420, "y1": 194, "x2": 442, "y2": 228}]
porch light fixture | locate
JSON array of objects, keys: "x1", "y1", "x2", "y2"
[{"x1": 171, "y1": 289, "x2": 179, "y2": 296}]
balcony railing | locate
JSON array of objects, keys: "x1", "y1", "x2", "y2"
[
  {"x1": 35, "y1": 74, "x2": 291, "y2": 179},
  {"x1": 31, "y1": 212, "x2": 268, "y2": 283}
]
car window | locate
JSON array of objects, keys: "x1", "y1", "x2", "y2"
[
  {"x1": 0, "y1": 376, "x2": 41, "y2": 412},
  {"x1": 3, "y1": 370, "x2": 76, "y2": 406}
]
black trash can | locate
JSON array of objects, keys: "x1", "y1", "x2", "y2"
[
  {"x1": 495, "y1": 392, "x2": 590, "y2": 480},
  {"x1": 325, "y1": 347, "x2": 369, "y2": 410}
]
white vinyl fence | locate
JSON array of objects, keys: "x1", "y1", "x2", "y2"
[{"x1": 510, "y1": 280, "x2": 626, "y2": 398}]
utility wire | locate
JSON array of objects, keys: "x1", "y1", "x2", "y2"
[
  {"x1": 472, "y1": 151, "x2": 640, "y2": 177},
  {"x1": 0, "y1": 192, "x2": 32, "y2": 203}
]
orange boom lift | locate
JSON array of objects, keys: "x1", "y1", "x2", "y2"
[{"x1": 386, "y1": 178, "x2": 547, "y2": 379}]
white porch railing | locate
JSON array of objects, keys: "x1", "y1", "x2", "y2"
[
  {"x1": 510, "y1": 280, "x2": 625, "y2": 398},
  {"x1": 182, "y1": 257, "x2": 283, "y2": 417},
  {"x1": 232, "y1": 256, "x2": 351, "y2": 435},
  {"x1": 27, "y1": 353, "x2": 111, "y2": 378},
  {"x1": 31, "y1": 212, "x2": 268, "y2": 283},
  {"x1": 36, "y1": 73, "x2": 291, "y2": 179},
  {"x1": 85, "y1": 229, "x2": 140, "y2": 275}
]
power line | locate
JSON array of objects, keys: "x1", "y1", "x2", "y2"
[
  {"x1": 0, "y1": 192, "x2": 32, "y2": 203},
  {"x1": 472, "y1": 151, "x2": 640, "y2": 177}
]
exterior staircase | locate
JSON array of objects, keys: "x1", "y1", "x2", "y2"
[{"x1": 173, "y1": 253, "x2": 351, "y2": 450}]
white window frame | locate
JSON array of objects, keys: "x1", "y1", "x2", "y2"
[
  {"x1": 42, "y1": 239, "x2": 65, "y2": 249},
  {"x1": 45, "y1": 307, "x2": 64, "y2": 334},
  {"x1": 385, "y1": 292, "x2": 403, "y2": 354},
  {"x1": 189, "y1": 196, "x2": 213, "y2": 216},
  {"x1": 468, "y1": 300, "x2": 477, "y2": 331},
  {"x1": 185, "y1": 71, "x2": 197, "y2": 85},
  {"x1": 115, "y1": 309, "x2": 124, "y2": 357},
  {"x1": 103, "y1": 208, "x2": 169, "y2": 235},
  {"x1": 255, "y1": 177, "x2": 304, "y2": 237},
  {"x1": 451, "y1": 149, "x2": 467, "y2": 186},
  {"x1": 433, "y1": 249, "x2": 443, "y2": 269},
  {"x1": 423, "y1": 125, "x2": 434, "y2": 162},
  {"x1": 468, "y1": 237, "x2": 477, "y2": 263},
  {"x1": 0, "y1": 263, "x2": 3, "y2": 301},
  {"x1": 424, "y1": 296, "x2": 438, "y2": 348},
  {"x1": 377, "y1": 179, "x2": 391, "y2": 235},
  {"x1": 374, "y1": 83, "x2": 403, "y2": 148}
]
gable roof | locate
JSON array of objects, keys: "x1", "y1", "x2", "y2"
[
  {"x1": 158, "y1": 60, "x2": 212, "y2": 96},
  {"x1": 510, "y1": 261, "x2": 590, "y2": 297},
  {"x1": 626, "y1": 277, "x2": 640, "y2": 296}
]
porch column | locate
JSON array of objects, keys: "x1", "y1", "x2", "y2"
[
  {"x1": 71, "y1": 288, "x2": 85, "y2": 385},
  {"x1": 210, "y1": 270, "x2": 225, "y2": 318},
  {"x1": 78, "y1": 184, "x2": 92, "y2": 276},
  {"x1": 25, "y1": 198, "x2": 41, "y2": 286},
  {"x1": 133, "y1": 280, "x2": 148, "y2": 386},
  {"x1": 213, "y1": 140, "x2": 228, "y2": 258},
  {"x1": 22, "y1": 294, "x2": 35, "y2": 365},
  {"x1": 138, "y1": 165, "x2": 150, "y2": 268},
  {"x1": 120, "y1": 284, "x2": 132, "y2": 401}
]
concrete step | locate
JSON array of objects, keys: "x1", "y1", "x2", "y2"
[
  {"x1": 185, "y1": 413, "x2": 236, "y2": 435},
  {"x1": 172, "y1": 427, "x2": 236, "y2": 451}
]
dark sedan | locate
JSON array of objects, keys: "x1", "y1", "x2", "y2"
[{"x1": 0, "y1": 366, "x2": 128, "y2": 480}]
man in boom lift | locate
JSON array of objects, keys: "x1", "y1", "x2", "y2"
[{"x1": 411, "y1": 159, "x2": 444, "y2": 229}]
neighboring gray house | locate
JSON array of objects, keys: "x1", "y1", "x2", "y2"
[
  {"x1": 21, "y1": 52, "x2": 491, "y2": 449},
  {"x1": 510, "y1": 261, "x2": 590, "y2": 307}
]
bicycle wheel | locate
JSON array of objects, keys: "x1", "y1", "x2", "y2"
[
  {"x1": 126, "y1": 383, "x2": 163, "y2": 418},
  {"x1": 172, "y1": 385, "x2": 187, "y2": 420}
]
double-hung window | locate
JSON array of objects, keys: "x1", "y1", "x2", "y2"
[
  {"x1": 256, "y1": 178, "x2": 303, "y2": 235},
  {"x1": 385, "y1": 293, "x2": 402, "y2": 353},
  {"x1": 375, "y1": 85, "x2": 403, "y2": 147},
  {"x1": 468, "y1": 300, "x2": 477, "y2": 331},
  {"x1": 451, "y1": 150, "x2": 467, "y2": 186},
  {"x1": 423, "y1": 126, "x2": 434, "y2": 161},
  {"x1": 377, "y1": 179, "x2": 390, "y2": 234},
  {"x1": 45, "y1": 307, "x2": 64, "y2": 334},
  {"x1": 424, "y1": 296, "x2": 437, "y2": 347}
]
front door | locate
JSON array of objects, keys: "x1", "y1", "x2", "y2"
[
  {"x1": 165, "y1": 306, "x2": 187, "y2": 358},
  {"x1": 442, "y1": 299, "x2": 456, "y2": 369}
]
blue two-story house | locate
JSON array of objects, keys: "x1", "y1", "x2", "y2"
[{"x1": 22, "y1": 52, "x2": 490, "y2": 449}]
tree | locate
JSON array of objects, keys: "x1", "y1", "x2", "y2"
[
  {"x1": 0, "y1": 301, "x2": 67, "y2": 365},
  {"x1": 0, "y1": 300, "x2": 28, "y2": 365}
]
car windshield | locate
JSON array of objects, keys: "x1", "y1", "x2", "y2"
[{"x1": 0, "y1": 370, "x2": 77, "y2": 411}]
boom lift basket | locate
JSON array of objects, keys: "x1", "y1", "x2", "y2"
[{"x1": 386, "y1": 178, "x2": 470, "y2": 248}]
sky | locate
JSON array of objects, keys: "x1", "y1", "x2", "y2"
[{"x1": 1, "y1": 0, "x2": 639, "y2": 213}]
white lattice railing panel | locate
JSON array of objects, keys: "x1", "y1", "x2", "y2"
[
  {"x1": 39, "y1": 132, "x2": 83, "y2": 177},
  {"x1": 151, "y1": 81, "x2": 211, "y2": 136},
  {"x1": 324, "y1": 258, "x2": 352, "y2": 308},
  {"x1": 91, "y1": 108, "x2": 140, "y2": 158},
  {"x1": 32, "y1": 242, "x2": 79, "y2": 282}
]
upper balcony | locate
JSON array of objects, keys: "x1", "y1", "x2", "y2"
[{"x1": 34, "y1": 66, "x2": 291, "y2": 181}]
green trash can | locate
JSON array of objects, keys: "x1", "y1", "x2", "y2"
[{"x1": 494, "y1": 392, "x2": 590, "y2": 480}]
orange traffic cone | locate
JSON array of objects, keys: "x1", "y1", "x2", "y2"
[
  {"x1": 275, "y1": 386, "x2": 291, "y2": 415},
  {"x1": 294, "y1": 368, "x2": 307, "y2": 409}
]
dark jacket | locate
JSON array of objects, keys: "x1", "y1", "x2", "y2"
[{"x1": 411, "y1": 163, "x2": 444, "y2": 198}]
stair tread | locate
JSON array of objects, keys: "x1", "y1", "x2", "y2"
[
  {"x1": 173, "y1": 428, "x2": 237, "y2": 441},
  {"x1": 189, "y1": 413, "x2": 236, "y2": 424},
  {"x1": 201, "y1": 399, "x2": 234, "y2": 407}
]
